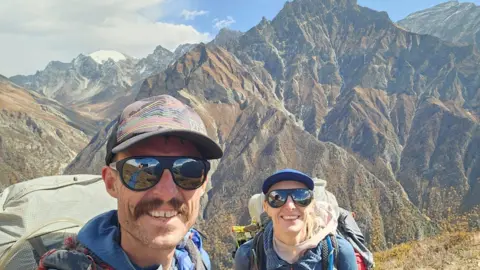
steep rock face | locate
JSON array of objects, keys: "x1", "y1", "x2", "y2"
[
  {"x1": 397, "y1": 1, "x2": 480, "y2": 45},
  {"x1": 319, "y1": 87, "x2": 404, "y2": 171},
  {"x1": 0, "y1": 78, "x2": 90, "y2": 189},
  {"x1": 397, "y1": 98, "x2": 480, "y2": 221}
]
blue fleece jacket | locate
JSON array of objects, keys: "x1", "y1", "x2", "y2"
[{"x1": 42, "y1": 210, "x2": 210, "y2": 270}]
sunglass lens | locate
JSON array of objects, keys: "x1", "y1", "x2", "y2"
[
  {"x1": 122, "y1": 158, "x2": 161, "y2": 190},
  {"x1": 267, "y1": 190, "x2": 288, "y2": 208},
  {"x1": 172, "y1": 158, "x2": 206, "y2": 189},
  {"x1": 292, "y1": 189, "x2": 313, "y2": 207}
]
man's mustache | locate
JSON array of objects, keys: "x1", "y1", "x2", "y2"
[{"x1": 134, "y1": 198, "x2": 188, "y2": 220}]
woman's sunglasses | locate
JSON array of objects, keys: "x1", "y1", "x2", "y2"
[
  {"x1": 109, "y1": 156, "x2": 210, "y2": 191},
  {"x1": 266, "y1": 188, "x2": 314, "y2": 208}
]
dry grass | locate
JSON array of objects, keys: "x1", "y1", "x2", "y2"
[{"x1": 374, "y1": 231, "x2": 480, "y2": 270}]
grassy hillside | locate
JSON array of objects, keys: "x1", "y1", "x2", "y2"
[{"x1": 374, "y1": 231, "x2": 480, "y2": 270}]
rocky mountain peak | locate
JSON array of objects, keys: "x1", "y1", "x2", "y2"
[
  {"x1": 151, "y1": 45, "x2": 173, "y2": 58},
  {"x1": 283, "y1": 0, "x2": 357, "y2": 14},
  {"x1": 45, "y1": 61, "x2": 70, "y2": 71},
  {"x1": 72, "y1": 54, "x2": 102, "y2": 78},
  {"x1": 135, "y1": 45, "x2": 175, "y2": 79},
  {"x1": 439, "y1": 0, "x2": 476, "y2": 9},
  {"x1": 211, "y1": 28, "x2": 244, "y2": 48},
  {"x1": 398, "y1": 0, "x2": 480, "y2": 45}
]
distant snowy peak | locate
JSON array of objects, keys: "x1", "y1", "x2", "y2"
[{"x1": 88, "y1": 50, "x2": 127, "y2": 64}]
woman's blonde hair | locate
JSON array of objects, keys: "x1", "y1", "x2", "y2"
[
  {"x1": 304, "y1": 198, "x2": 338, "y2": 240},
  {"x1": 304, "y1": 198, "x2": 317, "y2": 239}
]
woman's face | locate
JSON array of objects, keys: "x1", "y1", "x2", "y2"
[{"x1": 264, "y1": 181, "x2": 312, "y2": 236}]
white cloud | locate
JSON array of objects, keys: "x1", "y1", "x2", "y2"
[
  {"x1": 0, "y1": 0, "x2": 212, "y2": 76},
  {"x1": 181, "y1": 10, "x2": 209, "y2": 20},
  {"x1": 213, "y1": 16, "x2": 236, "y2": 30}
]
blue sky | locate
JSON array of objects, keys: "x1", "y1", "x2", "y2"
[{"x1": 163, "y1": 0, "x2": 479, "y2": 36}]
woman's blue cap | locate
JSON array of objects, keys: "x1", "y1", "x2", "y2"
[{"x1": 262, "y1": 169, "x2": 314, "y2": 194}]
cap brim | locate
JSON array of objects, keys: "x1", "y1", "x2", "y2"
[
  {"x1": 112, "y1": 128, "x2": 223, "y2": 159},
  {"x1": 262, "y1": 171, "x2": 314, "y2": 194}
]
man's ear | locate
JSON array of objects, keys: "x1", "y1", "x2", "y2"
[{"x1": 102, "y1": 166, "x2": 119, "y2": 199}]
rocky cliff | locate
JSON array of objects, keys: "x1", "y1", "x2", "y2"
[{"x1": 0, "y1": 77, "x2": 91, "y2": 189}]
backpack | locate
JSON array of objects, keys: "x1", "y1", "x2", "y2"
[
  {"x1": 0, "y1": 174, "x2": 117, "y2": 270},
  {"x1": 313, "y1": 179, "x2": 374, "y2": 269},
  {"x1": 248, "y1": 224, "x2": 339, "y2": 270},
  {"x1": 336, "y1": 208, "x2": 374, "y2": 270}
]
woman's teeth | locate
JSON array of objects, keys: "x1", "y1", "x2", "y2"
[{"x1": 282, "y1": 215, "x2": 299, "y2": 220}]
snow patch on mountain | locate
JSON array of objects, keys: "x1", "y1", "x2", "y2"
[{"x1": 89, "y1": 50, "x2": 127, "y2": 64}]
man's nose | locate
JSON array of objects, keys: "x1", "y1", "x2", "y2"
[{"x1": 148, "y1": 169, "x2": 179, "y2": 200}]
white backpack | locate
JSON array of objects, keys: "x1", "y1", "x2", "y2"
[{"x1": 0, "y1": 174, "x2": 117, "y2": 270}]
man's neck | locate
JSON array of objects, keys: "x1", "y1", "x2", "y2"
[{"x1": 120, "y1": 229, "x2": 175, "y2": 269}]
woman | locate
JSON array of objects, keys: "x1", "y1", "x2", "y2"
[{"x1": 234, "y1": 169, "x2": 357, "y2": 270}]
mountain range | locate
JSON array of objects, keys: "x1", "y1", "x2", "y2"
[
  {"x1": 2, "y1": 0, "x2": 480, "y2": 268},
  {"x1": 9, "y1": 45, "x2": 181, "y2": 121}
]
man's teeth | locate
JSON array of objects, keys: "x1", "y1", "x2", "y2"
[
  {"x1": 148, "y1": 210, "x2": 178, "y2": 218},
  {"x1": 283, "y1": 216, "x2": 299, "y2": 220}
]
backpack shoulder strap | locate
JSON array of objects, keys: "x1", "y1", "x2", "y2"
[
  {"x1": 184, "y1": 238, "x2": 209, "y2": 270},
  {"x1": 321, "y1": 234, "x2": 339, "y2": 270},
  {"x1": 28, "y1": 236, "x2": 48, "y2": 262},
  {"x1": 330, "y1": 235, "x2": 339, "y2": 269},
  {"x1": 249, "y1": 230, "x2": 266, "y2": 270},
  {"x1": 320, "y1": 238, "x2": 329, "y2": 270}
]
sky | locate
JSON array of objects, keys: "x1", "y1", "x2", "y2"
[{"x1": 0, "y1": 0, "x2": 478, "y2": 77}]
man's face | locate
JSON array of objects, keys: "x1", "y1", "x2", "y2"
[{"x1": 104, "y1": 136, "x2": 206, "y2": 250}]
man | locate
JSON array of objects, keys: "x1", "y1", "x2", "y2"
[{"x1": 38, "y1": 95, "x2": 223, "y2": 270}]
